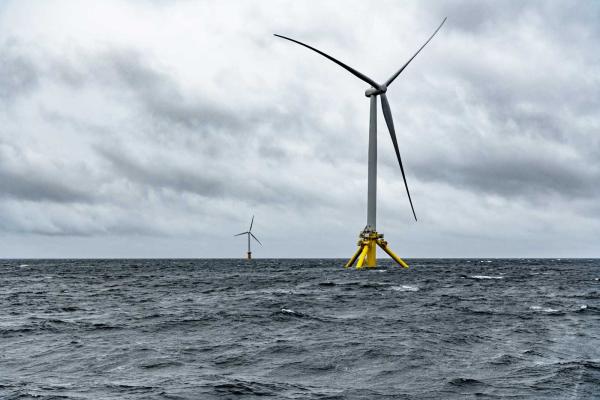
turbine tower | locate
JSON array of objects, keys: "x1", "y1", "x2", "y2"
[
  {"x1": 234, "y1": 215, "x2": 262, "y2": 260},
  {"x1": 275, "y1": 18, "x2": 446, "y2": 269}
]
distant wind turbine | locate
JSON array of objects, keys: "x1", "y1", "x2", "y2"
[
  {"x1": 274, "y1": 18, "x2": 446, "y2": 269},
  {"x1": 234, "y1": 215, "x2": 262, "y2": 260}
]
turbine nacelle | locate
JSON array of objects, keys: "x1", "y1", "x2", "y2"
[{"x1": 365, "y1": 85, "x2": 387, "y2": 97}]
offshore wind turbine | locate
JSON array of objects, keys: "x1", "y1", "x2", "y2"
[
  {"x1": 274, "y1": 18, "x2": 446, "y2": 269},
  {"x1": 234, "y1": 215, "x2": 262, "y2": 260}
]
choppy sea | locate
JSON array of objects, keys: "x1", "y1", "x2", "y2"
[{"x1": 1, "y1": 259, "x2": 599, "y2": 399}]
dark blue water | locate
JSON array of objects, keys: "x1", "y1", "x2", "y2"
[{"x1": 1, "y1": 259, "x2": 599, "y2": 399}]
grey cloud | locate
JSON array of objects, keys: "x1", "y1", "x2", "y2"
[
  {"x1": 414, "y1": 150, "x2": 599, "y2": 200},
  {"x1": 95, "y1": 144, "x2": 228, "y2": 199},
  {"x1": 0, "y1": 169, "x2": 90, "y2": 203},
  {"x1": 101, "y1": 51, "x2": 242, "y2": 132},
  {"x1": 67, "y1": 49, "x2": 336, "y2": 145},
  {"x1": 53, "y1": 49, "x2": 245, "y2": 133},
  {"x1": 0, "y1": 143, "x2": 93, "y2": 204},
  {"x1": 0, "y1": 43, "x2": 247, "y2": 135},
  {"x1": 0, "y1": 40, "x2": 39, "y2": 101},
  {"x1": 94, "y1": 142, "x2": 338, "y2": 210}
]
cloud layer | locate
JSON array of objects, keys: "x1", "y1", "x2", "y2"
[{"x1": 1, "y1": 0, "x2": 599, "y2": 257}]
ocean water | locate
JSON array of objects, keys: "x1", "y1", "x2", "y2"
[{"x1": 1, "y1": 259, "x2": 599, "y2": 399}]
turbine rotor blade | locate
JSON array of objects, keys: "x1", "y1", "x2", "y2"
[
  {"x1": 249, "y1": 215, "x2": 254, "y2": 232},
  {"x1": 250, "y1": 233, "x2": 262, "y2": 246},
  {"x1": 380, "y1": 93, "x2": 417, "y2": 221},
  {"x1": 234, "y1": 232, "x2": 248, "y2": 237},
  {"x1": 274, "y1": 34, "x2": 379, "y2": 88},
  {"x1": 385, "y1": 17, "x2": 446, "y2": 87}
]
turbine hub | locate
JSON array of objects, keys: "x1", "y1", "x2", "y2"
[{"x1": 364, "y1": 84, "x2": 387, "y2": 97}]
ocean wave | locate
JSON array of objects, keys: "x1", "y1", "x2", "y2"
[
  {"x1": 448, "y1": 377, "x2": 485, "y2": 386},
  {"x1": 213, "y1": 378, "x2": 293, "y2": 396},
  {"x1": 469, "y1": 275, "x2": 504, "y2": 279},
  {"x1": 359, "y1": 282, "x2": 391, "y2": 288},
  {"x1": 318, "y1": 281, "x2": 336, "y2": 287},
  {"x1": 574, "y1": 304, "x2": 600, "y2": 314},
  {"x1": 390, "y1": 285, "x2": 419, "y2": 292},
  {"x1": 244, "y1": 288, "x2": 295, "y2": 296},
  {"x1": 277, "y1": 308, "x2": 312, "y2": 319},
  {"x1": 489, "y1": 353, "x2": 522, "y2": 365},
  {"x1": 529, "y1": 305, "x2": 562, "y2": 314}
]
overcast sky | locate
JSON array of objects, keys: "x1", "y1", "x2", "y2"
[{"x1": 1, "y1": 0, "x2": 599, "y2": 258}]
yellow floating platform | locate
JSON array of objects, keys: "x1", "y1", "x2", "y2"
[{"x1": 345, "y1": 229, "x2": 409, "y2": 269}]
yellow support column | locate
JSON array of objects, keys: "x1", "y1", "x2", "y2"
[
  {"x1": 366, "y1": 236, "x2": 377, "y2": 268},
  {"x1": 356, "y1": 245, "x2": 369, "y2": 269},
  {"x1": 377, "y1": 239, "x2": 409, "y2": 268},
  {"x1": 345, "y1": 245, "x2": 364, "y2": 268}
]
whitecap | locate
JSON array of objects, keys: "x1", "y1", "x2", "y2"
[
  {"x1": 470, "y1": 275, "x2": 503, "y2": 280},
  {"x1": 390, "y1": 285, "x2": 419, "y2": 292},
  {"x1": 530, "y1": 305, "x2": 560, "y2": 313},
  {"x1": 280, "y1": 308, "x2": 308, "y2": 318},
  {"x1": 246, "y1": 288, "x2": 294, "y2": 295},
  {"x1": 19, "y1": 264, "x2": 29, "y2": 268}
]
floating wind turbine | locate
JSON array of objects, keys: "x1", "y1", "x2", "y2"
[
  {"x1": 234, "y1": 215, "x2": 262, "y2": 260},
  {"x1": 274, "y1": 18, "x2": 446, "y2": 269}
]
